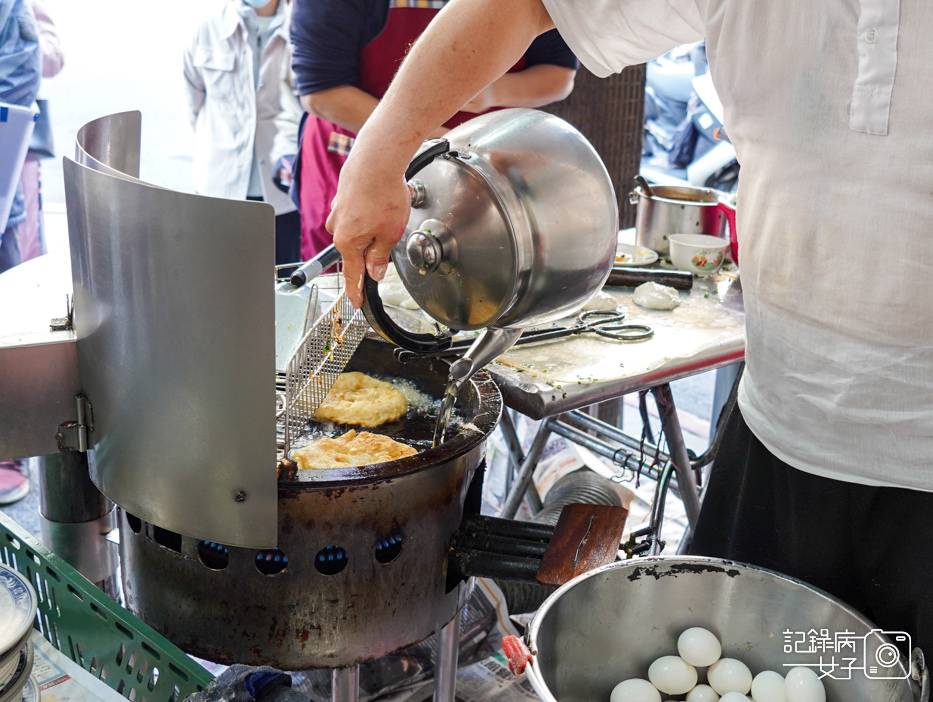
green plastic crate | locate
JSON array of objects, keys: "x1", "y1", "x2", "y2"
[{"x1": 0, "y1": 511, "x2": 214, "y2": 702}]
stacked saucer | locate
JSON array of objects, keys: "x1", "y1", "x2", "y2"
[{"x1": 0, "y1": 564, "x2": 37, "y2": 702}]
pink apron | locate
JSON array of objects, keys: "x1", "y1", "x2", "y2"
[{"x1": 298, "y1": 0, "x2": 524, "y2": 259}]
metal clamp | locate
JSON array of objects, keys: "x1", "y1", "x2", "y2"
[{"x1": 56, "y1": 394, "x2": 94, "y2": 452}]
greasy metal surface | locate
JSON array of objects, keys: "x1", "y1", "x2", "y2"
[
  {"x1": 487, "y1": 273, "x2": 745, "y2": 419},
  {"x1": 75, "y1": 110, "x2": 142, "y2": 179},
  {"x1": 395, "y1": 109, "x2": 617, "y2": 331},
  {"x1": 120, "y1": 339, "x2": 503, "y2": 668},
  {"x1": 534, "y1": 504, "x2": 627, "y2": 587},
  {"x1": 0, "y1": 253, "x2": 80, "y2": 461},
  {"x1": 526, "y1": 557, "x2": 922, "y2": 702},
  {"x1": 64, "y1": 156, "x2": 277, "y2": 547}
]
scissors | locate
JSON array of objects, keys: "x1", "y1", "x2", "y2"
[
  {"x1": 542, "y1": 309, "x2": 654, "y2": 343},
  {"x1": 393, "y1": 309, "x2": 653, "y2": 361}
]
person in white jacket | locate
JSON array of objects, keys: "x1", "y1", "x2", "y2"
[{"x1": 183, "y1": 0, "x2": 303, "y2": 272}]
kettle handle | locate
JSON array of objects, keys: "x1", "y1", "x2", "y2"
[
  {"x1": 360, "y1": 138, "x2": 457, "y2": 353},
  {"x1": 361, "y1": 272, "x2": 454, "y2": 353},
  {"x1": 405, "y1": 138, "x2": 451, "y2": 180}
]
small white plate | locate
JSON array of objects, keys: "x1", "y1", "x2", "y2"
[
  {"x1": 19, "y1": 674, "x2": 38, "y2": 702},
  {"x1": 615, "y1": 243, "x2": 659, "y2": 267},
  {"x1": 0, "y1": 646, "x2": 32, "y2": 702},
  {"x1": 0, "y1": 566, "x2": 36, "y2": 662}
]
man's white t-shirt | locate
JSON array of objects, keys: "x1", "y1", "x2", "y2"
[{"x1": 541, "y1": 0, "x2": 933, "y2": 490}]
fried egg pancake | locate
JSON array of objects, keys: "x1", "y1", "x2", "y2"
[
  {"x1": 293, "y1": 430, "x2": 417, "y2": 470},
  {"x1": 314, "y1": 372, "x2": 408, "y2": 427}
]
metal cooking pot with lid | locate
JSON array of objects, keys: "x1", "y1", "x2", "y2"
[
  {"x1": 363, "y1": 108, "x2": 619, "y2": 388},
  {"x1": 629, "y1": 182, "x2": 734, "y2": 258}
]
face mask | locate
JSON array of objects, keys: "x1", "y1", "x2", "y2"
[{"x1": 241, "y1": 0, "x2": 272, "y2": 8}]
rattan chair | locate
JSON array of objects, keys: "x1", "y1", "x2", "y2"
[{"x1": 543, "y1": 64, "x2": 645, "y2": 228}]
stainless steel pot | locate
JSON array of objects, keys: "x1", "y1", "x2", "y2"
[
  {"x1": 524, "y1": 557, "x2": 927, "y2": 702},
  {"x1": 363, "y1": 108, "x2": 618, "y2": 390},
  {"x1": 630, "y1": 183, "x2": 731, "y2": 257}
]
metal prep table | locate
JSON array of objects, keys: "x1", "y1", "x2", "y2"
[{"x1": 482, "y1": 270, "x2": 745, "y2": 547}]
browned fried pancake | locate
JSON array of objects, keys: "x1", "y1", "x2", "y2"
[
  {"x1": 293, "y1": 430, "x2": 417, "y2": 470},
  {"x1": 313, "y1": 372, "x2": 408, "y2": 427}
]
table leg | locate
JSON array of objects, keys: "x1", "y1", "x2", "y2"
[
  {"x1": 501, "y1": 417, "x2": 553, "y2": 519},
  {"x1": 331, "y1": 666, "x2": 359, "y2": 702},
  {"x1": 709, "y1": 363, "x2": 742, "y2": 443},
  {"x1": 433, "y1": 613, "x2": 462, "y2": 702},
  {"x1": 651, "y1": 384, "x2": 701, "y2": 527},
  {"x1": 498, "y1": 409, "x2": 525, "y2": 497}
]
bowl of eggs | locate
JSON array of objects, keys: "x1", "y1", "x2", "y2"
[{"x1": 522, "y1": 557, "x2": 923, "y2": 702}]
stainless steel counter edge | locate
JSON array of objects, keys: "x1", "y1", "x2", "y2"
[
  {"x1": 487, "y1": 341, "x2": 745, "y2": 419},
  {"x1": 0, "y1": 331, "x2": 80, "y2": 460}
]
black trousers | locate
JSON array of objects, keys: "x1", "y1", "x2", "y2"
[
  {"x1": 274, "y1": 209, "x2": 301, "y2": 275},
  {"x1": 690, "y1": 406, "x2": 933, "y2": 659}
]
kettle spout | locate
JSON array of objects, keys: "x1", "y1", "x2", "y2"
[{"x1": 448, "y1": 327, "x2": 523, "y2": 389}]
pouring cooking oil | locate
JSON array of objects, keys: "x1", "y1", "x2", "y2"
[{"x1": 432, "y1": 380, "x2": 459, "y2": 447}]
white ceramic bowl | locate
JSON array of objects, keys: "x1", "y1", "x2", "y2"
[{"x1": 669, "y1": 234, "x2": 729, "y2": 276}]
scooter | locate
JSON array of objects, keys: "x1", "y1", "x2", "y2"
[{"x1": 641, "y1": 43, "x2": 739, "y2": 194}]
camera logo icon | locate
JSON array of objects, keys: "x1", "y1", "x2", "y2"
[{"x1": 863, "y1": 629, "x2": 911, "y2": 679}]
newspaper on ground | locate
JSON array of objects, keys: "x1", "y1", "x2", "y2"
[
  {"x1": 484, "y1": 414, "x2": 690, "y2": 551},
  {"x1": 290, "y1": 579, "x2": 525, "y2": 702},
  {"x1": 30, "y1": 630, "x2": 126, "y2": 702}
]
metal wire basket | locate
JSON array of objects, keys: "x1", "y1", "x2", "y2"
[{"x1": 281, "y1": 272, "x2": 368, "y2": 453}]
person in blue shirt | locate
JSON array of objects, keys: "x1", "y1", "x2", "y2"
[
  {"x1": 0, "y1": 0, "x2": 41, "y2": 276},
  {"x1": 0, "y1": 0, "x2": 40, "y2": 506}
]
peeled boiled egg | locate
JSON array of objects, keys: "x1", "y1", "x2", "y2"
[
  {"x1": 648, "y1": 655, "x2": 698, "y2": 695},
  {"x1": 707, "y1": 658, "x2": 753, "y2": 695},
  {"x1": 751, "y1": 670, "x2": 786, "y2": 702},
  {"x1": 784, "y1": 667, "x2": 825, "y2": 702},
  {"x1": 686, "y1": 684, "x2": 721, "y2": 701},
  {"x1": 720, "y1": 693, "x2": 750, "y2": 702},
  {"x1": 678, "y1": 627, "x2": 723, "y2": 667},
  {"x1": 610, "y1": 678, "x2": 662, "y2": 702}
]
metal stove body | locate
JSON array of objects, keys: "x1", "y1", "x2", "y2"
[
  {"x1": 120, "y1": 339, "x2": 502, "y2": 669},
  {"x1": 0, "y1": 114, "x2": 629, "y2": 702},
  {"x1": 0, "y1": 111, "x2": 504, "y2": 677}
]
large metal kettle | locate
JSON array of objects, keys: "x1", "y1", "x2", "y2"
[{"x1": 362, "y1": 108, "x2": 619, "y2": 390}]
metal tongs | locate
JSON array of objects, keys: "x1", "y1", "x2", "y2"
[{"x1": 393, "y1": 310, "x2": 653, "y2": 362}]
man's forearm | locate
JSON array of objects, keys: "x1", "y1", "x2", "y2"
[
  {"x1": 489, "y1": 65, "x2": 576, "y2": 109},
  {"x1": 348, "y1": 0, "x2": 554, "y2": 176},
  {"x1": 301, "y1": 85, "x2": 379, "y2": 135}
]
